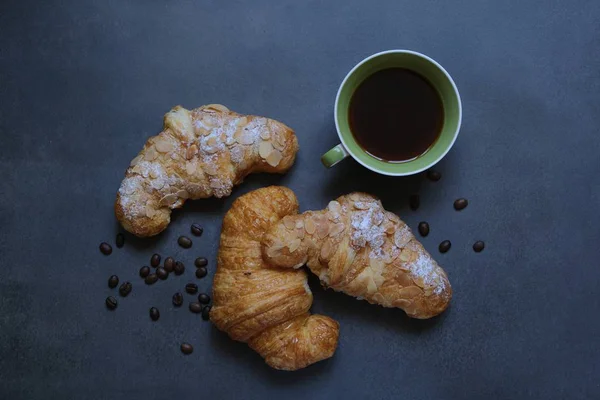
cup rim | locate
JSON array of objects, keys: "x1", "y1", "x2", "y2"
[{"x1": 334, "y1": 49, "x2": 462, "y2": 176}]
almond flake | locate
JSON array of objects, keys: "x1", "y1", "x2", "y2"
[
  {"x1": 296, "y1": 227, "x2": 305, "y2": 239},
  {"x1": 145, "y1": 205, "x2": 155, "y2": 219},
  {"x1": 258, "y1": 141, "x2": 274, "y2": 159},
  {"x1": 155, "y1": 140, "x2": 174, "y2": 153},
  {"x1": 354, "y1": 201, "x2": 369, "y2": 210},
  {"x1": 328, "y1": 201, "x2": 341, "y2": 214},
  {"x1": 237, "y1": 131, "x2": 255, "y2": 145},
  {"x1": 260, "y1": 130, "x2": 271, "y2": 140},
  {"x1": 283, "y1": 216, "x2": 296, "y2": 230},
  {"x1": 235, "y1": 116, "x2": 248, "y2": 126},
  {"x1": 144, "y1": 147, "x2": 158, "y2": 161},
  {"x1": 176, "y1": 189, "x2": 190, "y2": 199},
  {"x1": 295, "y1": 220, "x2": 304, "y2": 229},
  {"x1": 315, "y1": 221, "x2": 330, "y2": 239},
  {"x1": 266, "y1": 242, "x2": 285, "y2": 259},
  {"x1": 304, "y1": 218, "x2": 316, "y2": 235},
  {"x1": 399, "y1": 248, "x2": 413, "y2": 262},
  {"x1": 329, "y1": 223, "x2": 345, "y2": 237},
  {"x1": 384, "y1": 221, "x2": 396, "y2": 234},
  {"x1": 149, "y1": 169, "x2": 159, "y2": 179},
  {"x1": 159, "y1": 194, "x2": 178, "y2": 206},
  {"x1": 186, "y1": 144, "x2": 198, "y2": 160},
  {"x1": 129, "y1": 154, "x2": 143, "y2": 167},
  {"x1": 209, "y1": 180, "x2": 222, "y2": 189},
  {"x1": 205, "y1": 104, "x2": 229, "y2": 113},
  {"x1": 288, "y1": 238, "x2": 301, "y2": 253},
  {"x1": 398, "y1": 286, "x2": 423, "y2": 299},
  {"x1": 225, "y1": 135, "x2": 236, "y2": 146},
  {"x1": 265, "y1": 149, "x2": 283, "y2": 167},
  {"x1": 394, "y1": 229, "x2": 411, "y2": 248},
  {"x1": 203, "y1": 164, "x2": 218, "y2": 176},
  {"x1": 320, "y1": 240, "x2": 333, "y2": 261},
  {"x1": 271, "y1": 136, "x2": 285, "y2": 151},
  {"x1": 185, "y1": 162, "x2": 195, "y2": 175}
]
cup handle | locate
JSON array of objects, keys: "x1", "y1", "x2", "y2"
[{"x1": 321, "y1": 144, "x2": 350, "y2": 168}]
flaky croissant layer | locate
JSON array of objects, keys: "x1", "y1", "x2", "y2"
[
  {"x1": 115, "y1": 104, "x2": 299, "y2": 237},
  {"x1": 210, "y1": 187, "x2": 339, "y2": 371},
  {"x1": 262, "y1": 192, "x2": 452, "y2": 319}
]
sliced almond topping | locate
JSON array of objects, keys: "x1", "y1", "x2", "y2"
[
  {"x1": 304, "y1": 218, "x2": 316, "y2": 235},
  {"x1": 288, "y1": 238, "x2": 301, "y2": 253},
  {"x1": 159, "y1": 194, "x2": 178, "y2": 206},
  {"x1": 327, "y1": 201, "x2": 341, "y2": 214},
  {"x1": 186, "y1": 144, "x2": 198, "y2": 160},
  {"x1": 235, "y1": 116, "x2": 248, "y2": 126},
  {"x1": 296, "y1": 227, "x2": 305, "y2": 239},
  {"x1": 155, "y1": 140, "x2": 174, "y2": 153},
  {"x1": 258, "y1": 141, "x2": 274, "y2": 159},
  {"x1": 260, "y1": 130, "x2": 271, "y2": 140},
  {"x1": 176, "y1": 189, "x2": 190, "y2": 199},
  {"x1": 265, "y1": 149, "x2": 283, "y2": 167},
  {"x1": 275, "y1": 133, "x2": 286, "y2": 148},
  {"x1": 129, "y1": 154, "x2": 143, "y2": 167},
  {"x1": 145, "y1": 205, "x2": 156, "y2": 219},
  {"x1": 329, "y1": 222, "x2": 345, "y2": 237},
  {"x1": 349, "y1": 193, "x2": 362, "y2": 201},
  {"x1": 266, "y1": 242, "x2": 285, "y2": 259},
  {"x1": 237, "y1": 132, "x2": 255, "y2": 145},
  {"x1": 398, "y1": 286, "x2": 423, "y2": 299},
  {"x1": 315, "y1": 221, "x2": 330, "y2": 239},
  {"x1": 283, "y1": 216, "x2": 296, "y2": 230},
  {"x1": 399, "y1": 248, "x2": 413, "y2": 262},
  {"x1": 295, "y1": 220, "x2": 304, "y2": 229},
  {"x1": 394, "y1": 229, "x2": 411, "y2": 248},
  {"x1": 205, "y1": 104, "x2": 229, "y2": 113},
  {"x1": 225, "y1": 135, "x2": 236, "y2": 146},
  {"x1": 354, "y1": 201, "x2": 369, "y2": 210},
  {"x1": 384, "y1": 221, "x2": 396, "y2": 234},
  {"x1": 271, "y1": 136, "x2": 285, "y2": 151},
  {"x1": 320, "y1": 240, "x2": 333, "y2": 261},
  {"x1": 149, "y1": 169, "x2": 159, "y2": 179},
  {"x1": 203, "y1": 164, "x2": 218, "y2": 176},
  {"x1": 185, "y1": 162, "x2": 195, "y2": 176},
  {"x1": 144, "y1": 147, "x2": 158, "y2": 161},
  {"x1": 412, "y1": 276, "x2": 425, "y2": 289},
  {"x1": 209, "y1": 180, "x2": 222, "y2": 189}
]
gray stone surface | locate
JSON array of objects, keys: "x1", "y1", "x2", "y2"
[{"x1": 1, "y1": 0, "x2": 599, "y2": 399}]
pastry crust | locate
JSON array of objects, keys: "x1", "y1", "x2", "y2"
[
  {"x1": 210, "y1": 187, "x2": 339, "y2": 371},
  {"x1": 115, "y1": 104, "x2": 299, "y2": 237},
  {"x1": 262, "y1": 192, "x2": 452, "y2": 319}
]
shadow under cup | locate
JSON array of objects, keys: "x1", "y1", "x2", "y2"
[{"x1": 335, "y1": 50, "x2": 462, "y2": 176}]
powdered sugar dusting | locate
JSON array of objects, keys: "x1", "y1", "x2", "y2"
[
  {"x1": 350, "y1": 200, "x2": 386, "y2": 256},
  {"x1": 410, "y1": 252, "x2": 446, "y2": 294}
]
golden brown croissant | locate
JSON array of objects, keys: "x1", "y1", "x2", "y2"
[
  {"x1": 210, "y1": 186, "x2": 339, "y2": 371},
  {"x1": 262, "y1": 192, "x2": 452, "y2": 319},
  {"x1": 115, "y1": 104, "x2": 299, "y2": 237}
]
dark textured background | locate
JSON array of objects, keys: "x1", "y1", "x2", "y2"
[{"x1": 1, "y1": 0, "x2": 599, "y2": 399}]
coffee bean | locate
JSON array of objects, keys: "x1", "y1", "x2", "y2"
[
  {"x1": 195, "y1": 267, "x2": 207, "y2": 279},
  {"x1": 116, "y1": 233, "x2": 125, "y2": 248},
  {"x1": 99, "y1": 242, "x2": 112, "y2": 255},
  {"x1": 191, "y1": 223, "x2": 204, "y2": 237},
  {"x1": 145, "y1": 273, "x2": 158, "y2": 285},
  {"x1": 426, "y1": 169, "x2": 441, "y2": 182},
  {"x1": 156, "y1": 267, "x2": 168, "y2": 280},
  {"x1": 150, "y1": 253, "x2": 161, "y2": 268},
  {"x1": 418, "y1": 221, "x2": 430, "y2": 237},
  {"x1": 409, "y1": 194, "x2": 420, "y2": 211},
  {"x1": 194, "y1": 257, "x2": 208, "y2": 268},
  {"x1": 105, "y1": 296, "x2": 118, "y2": 310},
  {"x1": 172, "y1": 292, "x2": 183, "y2": 307},
  {"x1": 185, "y1": 283, "x2": 198, "y2": 294},
  {"x1": 164, "y1": 257, "x2": 175, "y2": 273},
  {"x1": 119, "y1": 282, "x2": 132, "y2": 297},
  {"x1": 439, "y1": 240, "x2": 451, "y2": 253},
  {"x1": 139, "y1": 266, "x2": 150, "y2": 278},
  {"x1": 178, "y1": 236, "x2": 192, "y2": 249},
  {"x1": 149, "y1": 307, "x2": 160, "y2": 321},
  {"x1": 189, "y1": 302, "x2": 202, "y2": 314},
  {"x1": 198, "y1": 293, "x2": 210, "y2": 304},
  {"x1": 454, "y1": 198, "x2": 468, "y2": 211},
  {"x1": 174, "y1": 261, "x2": 185, "y2": 275},
  {"x1": 180, "y1": 343, "x2": 193, "y2": 355},
  {"x1": 201, "y1": 305, "x2": 211, "y2": 321},
  {"x1": 473, "y1": 241, "x2": 485, "y2": 253},
  {"x1": 108, "y1": 275, "x2": 119, "y2": 289}
]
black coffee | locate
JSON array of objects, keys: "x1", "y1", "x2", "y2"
[{"x1": 348, "y1": 68, "x2": 444, "y2": 162}]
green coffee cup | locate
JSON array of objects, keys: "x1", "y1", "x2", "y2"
[{"x1": 322, "y1": 50, "x2": 462, "y2": 176}]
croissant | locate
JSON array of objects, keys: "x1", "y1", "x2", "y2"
[
  {"x1": 210, "y1": 186, "x2": 339, "y2": 371},
  {"x1": 262, "y1": 192, "x2": 452, "y2": 319},
  {"x1": 115, "y1": 104, "x2": 299, "y2": 237}
]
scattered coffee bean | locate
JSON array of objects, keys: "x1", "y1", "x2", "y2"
[
  {"x1": 149, "y1": 307, "x2": 160, "y2": 321},
  {"x1": 105, "y1": 296, "x2": 118, "y2": 310},
  {"x1": 473, "y1": 241, "x2": 485, "y2": 253},
  {"x1": 164, "y1": 257, "x2": 175, "y2": 273},
  {"x1": 439, "y1": 240, "x2": 451, "y2": 253},
  {"x1": 418, "y1": 221, "x2": 430, "y2": 237},
  {"x1": 189, "y1": 302, "x2": 203, "y2": 314},
  {"x1": 426, "y1": 169, "x2": 441, "y2": 182},
  {"x1": 195, "y1": 267, "x2": 207, "y2": 279},
  {"x1": 191, "y1": 223, "x2": 204, "y2": 237},
  {"x1": 202, "y1": 305, "x2": 211, "y2": 321},
  {"x1": 119, "y1": 282, "x2": 132, "y2": 297},
  {"x1": 156, "y1": 267, "x2": 168, "y2": 280},
  {"x1": 172, "y1": 292, "x2": 184, "y2": 307},
  {"x1": 99, "y1": 242, "x2": 112, "y2": 255},
  {"x1": 409, "y1": 194, "x2": 420, "y2": 211},
  {"x1": 194, "y1": 257, "x2": 208, "y2": 268},
  {"x1": 108, "y1": 275, "x2": 119, "y2": 289},
  {"x1": 185, "y1": 283, "x2": 198, "y2": 294},
  {"x1": 454, "y1": 198, "x2": 468, "y2": 211},
  {"x1": 116, "y1": 233, "x2": 125, "y2": 248},
  {"x1": 150, "y1": 253, "x2": 161, "y2": 268},
  {"x1": 198, "y1": 293, "x2": 210, "y2": 304},
  {"x1": 174, "y1": 261, "x2": 185, "y2": 275},
  {"x1": 139, "y1": 266, "x2": 150, "y2": 278},
  {"x1": 178, "y1": 236, "x2": 192, "y2": 249},
  {"x1": 181, "y1": 343, "x2": 193, "y2": 355},
  {"x1": 145, "y1": 273, "x2": 158, "y2": 285}
]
